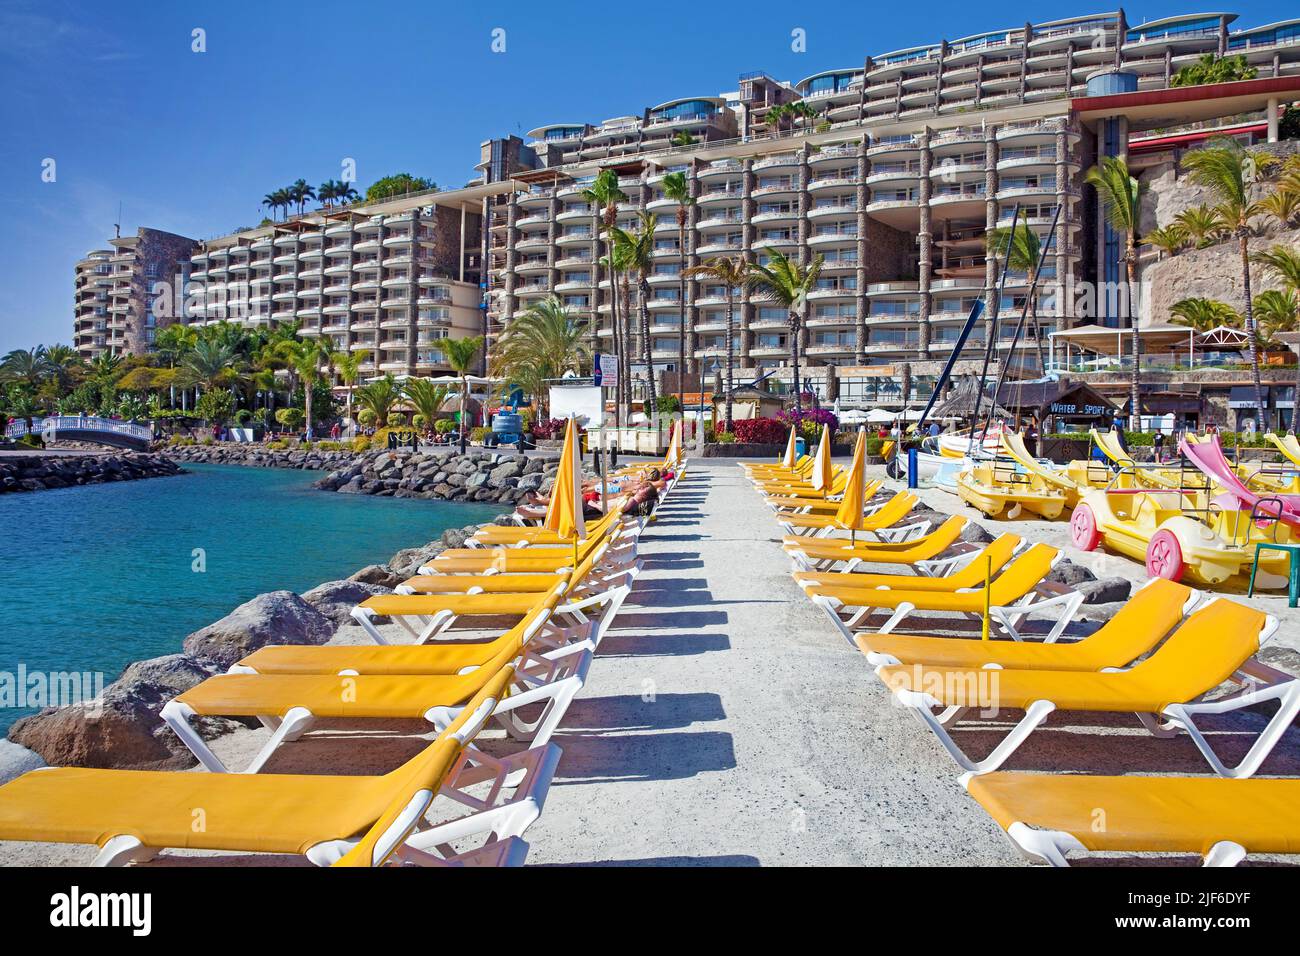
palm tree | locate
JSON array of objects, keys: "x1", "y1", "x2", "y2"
[
  {"x1": 317, "y1": 181, "x2": 338, "y2": 208},
  {"x1": 1253, "y1": 244, "x2": 1300, "y2": 294},
  {"x1": 985, "y1": 222, "x2": 1048, "y2": 367},
  {"x1": 1170, "y1": 297, "x2": 1241, "y2": 333},
  {"x1": 578, "y1": 170, "x2": 626, "y2": 347},
  {"x1": 1174, "y1": 204, "x2": 1229, "y2": 248},
  {"x1": 262, "y1": 192, "x2": 283, "y2": 222},
  {"x1": 611, "y1": 212, "x2": 659, "y2": 414},
  {"x1": 42, "y1": 344, "x2": 82, "y2": 393},
  {"x1": 182, "y1": 338, "x2": 244, "y2": 391},
  {"x1": 745, "y1": 249, "x2": 823, "y2": 413},
  {"x1": 336, "y1": 182, "x2": 359, "y2": 206},
  {"x1": 490, "y1": 297, "x2": 590, "y2": 420},
  {"x1": 439, "y1": 336, "x2": 483, "y2": 453},
  {"x1": 1143, "y1": 225, "x2": 1188, "y2": 259},
  {"x1": 0, "y1": 347, "x2": 52, "y2": 389},
  {"x1": 683, "y1": 255, "x2": 747, "y2": 432},
  {"x1": 661, "y1": 171, "x2": 694, "y2": 401},
  {"x1": 579, "y1": 169, "x2": 628, "y2": 434},
  {"x1": 354, "y1": 374, "x2": 402, "y2": 429},
  {"x1": 334, "y1": 349, "x2": 371, "y2": 432},
  {"x1": 402, "y1": 377, "x2": 452, "y2": 433},
  {"x1": 285, "y1": 338, "x2": 330, "y2": 439},
  {"x1": 1253, "y1": 290, "x2": 1297, "y2": 350},
  {"x1": 1260, "y1": 188, "x2": 1300, "y2": 230},
  {"x1": 1182, "y1": 138, "x2": 1269, "y2": 425},
  {"x1": 1085, "y1": 155, "x2": 1143, "y2": 429},
  {"x1": 288, "y1": 179, "x2": 316, "y2": 216},
  {"x1": 786, "y1": 101, "x2": 819, "y2": 133}
]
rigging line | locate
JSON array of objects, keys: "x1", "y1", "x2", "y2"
[
  {"x1": 968, "y1": 203, "x2": 1021, "y2": 456},
  {"x1": 981, "y1": 204, "x2": 1061, "y2": 444}
]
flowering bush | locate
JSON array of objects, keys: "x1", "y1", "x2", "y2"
[
  {"x1": 777, "y1": 407, "x2": 839, "y2": 440},
  {"x1": 532, "y1": 418, "x2": 570, "y2": 440},
  {"x1": 731, "y1": 417, "x2": 788, "y2": 444}
]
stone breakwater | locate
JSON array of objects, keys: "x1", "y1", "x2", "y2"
[
  {"x1": 162, "y1": 443, "x2": 354, "y2": 471},
  {"x1": 314, "y1": 450, "x2": 561, "y2": 505},
  {"x1": 0, "y1": 453, "x2": 182, "y2": 494},
  {"x1": 4, "y1": 518, "x2": 510, "y2": 774}
]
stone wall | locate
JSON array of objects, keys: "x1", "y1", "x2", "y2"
[
  {"x1": 314, "y1": 449, "x2": 562, "y2": 504},
  {"x1": 0, "y1": 453, "x2": 182, "y2": 494},
  {"x1": 163, "y1": 443, "x2": 354, "y2": 471}
]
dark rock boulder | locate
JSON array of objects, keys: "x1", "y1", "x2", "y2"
[
  {"x1": 182, "y1": 591, "x2": 334, "y2": 669},
  {"x1": 300, "y1": 579, "x2": 393, "y2": 625},
  {"x1": 7, "y1": 654, "x2": 220, "y2": 770}
]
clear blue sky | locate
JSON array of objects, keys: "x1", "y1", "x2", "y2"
[{"x1": 0, "y1": 0, "x2": 1291, "y2": 352}]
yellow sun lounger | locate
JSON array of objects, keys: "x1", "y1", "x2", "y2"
[
  {"x1": 805, "y1": 543, "x2": 1079, "y2": 643},
  {"x1": 237, "y1": 586, "x2": 572, "y2": 679},
  {"x1": 758, "y1": 469, "x2": 846, "y2": 498},
  {"x1": 469, "y1": 508, "x2": 625, "y2": 547},
  {"x1": 427, "y1": 522, "x2": 638, "y2": 575},
  {"x1": 776, "y1": 491, "x2": 920, "y2": 539},
  {"x1": 767, "y1": 478, "x2": 886, "y2": 514},
  {"x1": 879, "y1": 598, "x2": 1295, "y2": 777},
  {"x1": 858, "y1": 577, "x2": 1198, "y2": 669},
  {"x1": 162, "y1": 597, "x2": 590, "y2": 773},
  {"x1": 797, "y1": 533, "x2": 1022, "y2": 599},
  {"x1": 358, "y1": 561, "x2": 632, "y2": 649},
  {"x1": 965, "y1": 772, "x2": 1300, "y2": 866},
  {"x1": 0, "y1": 669, "x2": 557, "y2": 867},
  {"x1": 782, "y1": 515, "x2": 970, "y2": 573}
]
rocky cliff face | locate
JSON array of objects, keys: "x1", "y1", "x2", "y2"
[
  {"x1": 1135, "y1": 141, "x2": 1300, "y2": 326},
  {"x1": 1139, "y1": 233, "x2": 1300, "y2": 326}
]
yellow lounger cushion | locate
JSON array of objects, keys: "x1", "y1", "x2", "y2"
[
  {"x1": 968, "y1": 773, "x2": 1300, "y2": 856},
  {"x1": 175, "y1": 652, "x2": 514, "y2": 719},
  {"x1": 786, "y1": 517, "x2": 969, "y2": 566},
  {"x1": 858, "y1": 578, "x2": 1192, "y2": 670},
  {"x1": 878, "y1": 599, "x2": 1267, "y2": 712},
  {"x1": 360, "y1": 591, "x2": 551, "y2": 619},
  {"x1": 801, "y1": 535, "x2": 1019, "y2": 594}
]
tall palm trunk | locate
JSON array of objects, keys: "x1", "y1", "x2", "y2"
[
  {"x1": 639, "y1": 277, "x2": 657, "y2": 414},
  {"x1": 676, "y1": 212, "x2": 687, "y2": 404},
  {"x1": 788, "y1": 310, "x2": 803, "y2": 414},
  {"x1": 1126, "y1": 244, "x2": 1140, "y2": 432},
  {"x1": 620, "y1": 275, "x2": 633, "y2": 421},
  {"x1": 724, "y1": 287, "x2": 735, "y2": 432},
  {"x1": 1240, "y1": 233, "x2": 1266, "y2": 428},
  {"x1": 459, "y1": 373, "x2": 468, "y2": 454}
]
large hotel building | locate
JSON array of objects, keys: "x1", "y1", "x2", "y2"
[{"x1": 75, "y1": 9, "x2": 1300, "y2": 405}]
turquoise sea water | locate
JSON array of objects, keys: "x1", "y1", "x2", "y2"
[{"x1": 0, "y1": 463, "x2": 501, "y2": 732}]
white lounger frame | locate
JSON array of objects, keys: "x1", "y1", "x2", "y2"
[
  {"x1": 160, "y1": 620, "x2": 597, "y2": 774},
  {"x1": 893, "y1": 615, "x2": 1293, "y2": 778},
  {"x1": 809, "y1": 554, "x2": 1083, "y2": 647}
]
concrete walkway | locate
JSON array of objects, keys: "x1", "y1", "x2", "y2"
[{"x1": 527, "y1": 459, "x2": 1016, "y2": 866}]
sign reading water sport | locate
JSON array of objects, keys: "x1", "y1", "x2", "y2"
[{"x1": 1048, "y1": 401, "x2": 1108, "y2": 417}]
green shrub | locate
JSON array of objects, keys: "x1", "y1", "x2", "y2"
[
  {"x1": 275, "y1": 407, "x2": 305, "y2": 431},
  {"x1": 200, "y1": 437, "x2": 214, "y2": 446},
  {"x1": 434, "y1": 418, "x2": 455, "y2": 434},
  {"x1": 315, "y1": 441, "x2": 344, "y2": 451},
  {"x1": 356, "y1": 409, "x2": 377, "y2": 428},
  {"x1": 471, "y1": 425, "x2": 491, "y2": 443},
  {"x1": 412, "y1": 413, "x2": 428, "y2": 430},
  {"x1": 234, "y1": 408, "x2": 253, "y2": 426},
  {"x1": 715, "y1": 431, "x2": 736, "y2": 444},
  {"x1": 352, "y1": 435, "x2": 371, "y2": 452},
  {"x1": 268, "y1": 439, "x2": 290, "y2": 451},
  {"x1": 865, "y1": 436, "x2": 885, "y2": 456}
]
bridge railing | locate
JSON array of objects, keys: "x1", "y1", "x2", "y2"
[{"x1": 5, "y1": 416, "x2": 153, "y2": 443}]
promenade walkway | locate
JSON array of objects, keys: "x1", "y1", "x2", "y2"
[{"x1": 527, "y1": 459, "x2": 1015, "y2": 866}]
